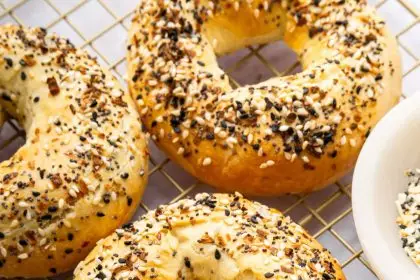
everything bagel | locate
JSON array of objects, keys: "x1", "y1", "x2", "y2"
[
  {"x1": 127, "y1": 0, "x2": 401, "y2": 195},
  {"x1": 74, "y1": 192, "x2": 345, "y2": 279},
  {"x1": 0, "y1": 26, "x2": 148, "y2": 278}
]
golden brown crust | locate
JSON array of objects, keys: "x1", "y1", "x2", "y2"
[
  {"x1": 0, "y1": 26, "x2": 148, "y2": 278},
  {"x1": 127, "y1": 0, "x2": 401, "y2": 196},
  {"x1": 75, "y1": 193, "x2": 345, "y2": 279}
]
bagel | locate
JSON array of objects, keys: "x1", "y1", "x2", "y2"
[
  {"x1": 74, "y1": 192, "x2": 345, "y2": 279},
  {"x1": 0, "y1": 26, "x2": 148, "y2": 278},
  {"x1": 127, "y1": 0, "x2": 401, "y2": 195}
]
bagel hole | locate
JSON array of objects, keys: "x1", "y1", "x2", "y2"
[
  {"x1": 217, "y1": 41, "x2": 301, "y2": 87},
  {"x1": 0, "y1": 119, "x2": 26, "y2": 162}
]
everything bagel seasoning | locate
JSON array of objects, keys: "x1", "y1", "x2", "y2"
[{"x1": 396, "y1": 169, "x2": 420, "y2": 266}]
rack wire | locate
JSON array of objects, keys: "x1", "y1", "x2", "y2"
[{"x1": 0, "y1": 0, "x2": 419, "y2": 279}]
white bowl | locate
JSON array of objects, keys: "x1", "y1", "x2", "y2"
[{"x1": 353, "y1": 92, "x2": 420, "y2": 280}]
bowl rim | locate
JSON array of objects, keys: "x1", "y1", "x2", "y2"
[{"x1": 353, "y1": 92, "x2": 420, "y2": 280}]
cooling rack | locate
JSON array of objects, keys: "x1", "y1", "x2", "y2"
[{"x1": 0, "y1": 0, "x2": 419, "y2": 279}]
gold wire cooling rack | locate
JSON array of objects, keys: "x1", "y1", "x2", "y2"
[{"x1": 0, "y1": 0, "x2": 419, "y2": 279}]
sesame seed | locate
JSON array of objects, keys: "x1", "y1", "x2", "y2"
[
  {"x1": 10, "y1": 219, "x2": 18, "y2": 228},
  {"x1": 18, "y1": 201, "x2": 29, "y2": 208},
  {"x1": 182, "y1": 130, "x2": 189, "y2": 139},
  {"x1": 253, "y1": 9, "x2": 260, "y2": 18},
  {"x1": 263, "y1": 1, "x2": 269, "y2": 11},
  {"x1": 340, "y1": 136, "x2": 347, "y2": 146},
  {"x1": 266, "y1": 160, "x2": 275, "y2": 167},
  {"x1": 39, "y1": 238, "x2": 47, "y2": 246},
  {"x1": 247, "y1": 134, "x2": 253, "y2": 144},
  {"x1": 17, "y1": 253, "x2": 28, "y2": 260},
  {"x1": 234, "y1": 1, "x2": 239, "y2": 11},
  {"x1": 69, "y1": 189, "x2": 77, "y2": 198},
  {"x1": 280, "y1": 125, "x2": 289, "y2": 132},
  {"x1": 177, "y1": 147, "x2": 185, "y2": 155},
  {"x1": 217, "y1": 130, "x2": 227, "y2": 139},
  {"x1": 59, "y1": 199, "x2": 65, "y2": 209},
  {"x1": 0, "y1": 247, "x2": 7, "y2": 258},
  {"x1": 297, "y1": 107, "x2": 309, "y2": 116},
  {"x1": 202, "y1": 157, "x2": 212, "y2": 166},
  {"x1": 148, "y1": 79, "x2": 158, "y2": 86}
]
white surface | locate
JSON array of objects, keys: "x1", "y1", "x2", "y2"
[
  {"x1": 353, "y1": 92, "x2": 420, "y2": 280},
  {"x1": 0, "y1": 0, "x2": 418, "y2": 279}
]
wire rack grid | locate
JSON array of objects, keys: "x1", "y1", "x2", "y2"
[{"x1": 0, "y1": 0, "x2": 419, "y2": 279}]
